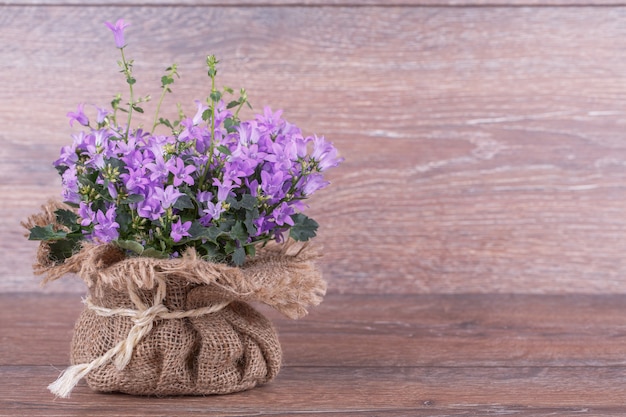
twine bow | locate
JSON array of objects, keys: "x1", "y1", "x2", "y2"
[{"x1": 48, "y1": 277, "x2": 230, "y2": 398}]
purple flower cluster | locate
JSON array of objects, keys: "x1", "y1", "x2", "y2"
[
  {"x1": 47, "y1": 18, "x2": 342, "y2": 265},
  {"x1": 55, "y1": 102, "x2": 342, "y2": 254}
]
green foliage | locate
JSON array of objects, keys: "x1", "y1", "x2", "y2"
[{"x1": 289, "y1": 214, "x2": 319, "y2": 241}]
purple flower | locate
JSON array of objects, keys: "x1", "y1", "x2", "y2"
[
  {"x1": 104, "y1": 19, "x2": 129, "y2": 49},
  {"x1": 254, "y1": 215, "x2": 274, "y2": 236},
  {"x1": 222, "y1": 159, "x2": 254, "y2": 185},
  {"x1": 120, "y1": 167, "x2": 150, "y2": 193},
  {"x1": 260, "y1": 170, "x2": 289, "y2": 201},
  {"x1": 145, "y1": 153, "x2": 174, "y2": 182},
  {"x1": 265, "y1": 140, "x2": 297, "y2": 171},
  {"x1": 107, "y1": 182, "x2": 119, "y2": 200},
  {"x1": 196, "y1": 190, "x2": 213, "y2": 204},
  {"x1": 200, "y1": 201, "x2": 224, "y2": 225},
  {"x1": 170, "y1": 219, "x2": 192, "y2": 243},
  {"x1": 272, "y1": 202, "x2": 295, "y2": 226},
  {"x1": 153, "y1": 185, "x2": 183, "y2": 209},
  {"x1": 301, "y1": 173, "x2": 329, "y2": 196},
  {"x1": 295, "y1": 136, "x2": 311, "y2": 158},
  {"x1": 67, "y1": 104, "x2": 89, "y2": 127},
  {"x1": 177, "y1": 118, "x2": 197, "y2": 143},
  {"x1": 235, "y1": 122, "x2": 261, "y2": 146},
  {"x1": 61, "y1": 165, "x2": 80, "y2": 204},
  {"x1": 55, "y1": 141, "x2": 79, "y2": 167},
  {"x1": 95, "y1": 106, "x2": 110, "y2": 124},
  {"x1": 82, "y1": 129, "x2": 113, "y2": 169},
  {"x1": 113, "y1": 135, "x2": 136, "y2": 156},
  {"x1": 311, "y1": 135, "x2": 344, "y2": 171},
  {"x1": 231, "y1": 126, "x2": 265, "y2": 168},
  {"x1": 212, "y1": 178, "x2": 235, "y2": 202},
  {"x1": 168, "y1": 157, "x2": 196, "y2": 187},
  {"x1": 245, "y1": 178, "x2": 260, "y2": 198},
  {"x1": 121, "y1": 149, "x2": 150, "y2": 170},
  {"x1": 137, "y1": 195, "x2": 165, "y2": 220},
  {"x1": 78, "y1": 202, "x2": 96, "y2": 226},
  {"x1": 256, "y1": 107, "x2": 284, "y2": 134},
  {"x1": 192, "y1": 100, "x2": 209, "y2": 125},
  {"x1": 92, "y1": 206, "x2": 120, "y2": 243}
]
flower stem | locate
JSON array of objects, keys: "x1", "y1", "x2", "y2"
[
  {"x1": 151, "y1": 64, "x2": 178, "y2": 133},
  {"x1": 120, "y1": 47, "x2": 134, "y2": 140},
  {"x1": 151, "y1": 88, "x2": 168, "y2": 133},
  {"x1": 199, "y1": 56, "x2": 219, "y2": 189}
]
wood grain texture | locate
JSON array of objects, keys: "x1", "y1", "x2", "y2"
[
  {"x1": 6, "y1": 0, "x2": 626, "y2": 7},
  {"x1": 5, "y1": 293, "x2": 626, "y2": 368},
  {"x1": 4, "y1": 3, "x2": 626, "y2": 414},
  {"x1": 2, "y1": 293, "x2": 626, "y2": 416},
  {"x1": 4, "y1": 6, "x2": 626, "y2": 294},
  {"x1": 2, "y1": 366, "x2": 626, "y2": 416}
]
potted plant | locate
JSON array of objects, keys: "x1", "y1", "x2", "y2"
[{"x1": 24, "y1": 19, "x2": 342, "y2": 398}]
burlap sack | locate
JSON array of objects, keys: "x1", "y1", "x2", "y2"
[{"x1": 24, "y1": 202, "x2": 326, "y2": 398}]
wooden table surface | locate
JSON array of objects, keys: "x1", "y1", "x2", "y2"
[{"x1": 3, "y1": 0, "x2": 626, "y2": 415}]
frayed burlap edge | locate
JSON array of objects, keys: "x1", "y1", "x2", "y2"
[{"x1": 23, "y1": 200, "x2": 327, "y2": 320}]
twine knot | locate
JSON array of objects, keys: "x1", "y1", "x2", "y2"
[{"x1": 132, "y1": 303, "x2": 168, "y2": 327}]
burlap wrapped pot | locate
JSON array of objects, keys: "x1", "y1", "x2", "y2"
[{"x1": 24, "y1": 202, "x2": 326, "y2": 398}]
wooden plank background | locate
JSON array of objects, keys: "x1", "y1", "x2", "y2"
[
  {"x1": 4, "y1": 2, "x2": 626, "y2": 415},
  {"x1": 4, "y1": 3, "x2": 626, "y2": 295}
]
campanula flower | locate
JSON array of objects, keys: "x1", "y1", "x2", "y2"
[
  {"x1": 137, "y1": 196, "x2": 165, "y2": 220},
  {"x1": 168, "y1": 157, "x2": 196, "y2": 187},
  {"x1": 67, "y1": 104, "x2": 88, "y2": 127},
  {"x1": 104, "y1": 19, "x2": 129, "y2": 49},
  {"x1": 170, "y1": 219, "x2": 192, "y2": 243},
  {"x1": 92, "y1": 206, "x2": 120, "y2": 243},
  {"x1": 153, "y1": 185, "x2": 183, "y2": 209},
  {"x1": 272, "y1": 202, "x2": 295, "y2": 227}
]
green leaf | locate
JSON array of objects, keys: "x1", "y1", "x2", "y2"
[
  {"x1": 216, "y1": 145, "x2": 231, "y2": 155},
  {"x1": 226, "y1": 100, "x2": 240, "y2": 109},
  {"x1": 230, "y1": 221, "x2": 248, "y2": 241},
  {"x1": 232, "y1": 246, "x2": 246, "y2": 266},
  {"x1": 210, "y1": 91, "x2": 222, "y2": 103},
  {"x1": 115, "y1": 240, "x2": 144, "y2": 255},
  {"x1": 182, "y1": 222, "x2": 226, "y2": 244},
  {"x1": 199, "y1": 242, "x2": 226, "y2": 263},
  {"x1": 116, "y1": 210, "x2": 133, "y2": 235},
  {"x1": 202, "y1": 109, "x2": 212, "y2": 122},
  {"x1": 159, "y1": 117, "x2": 174, "y2": 130},
  {"x1": 132, "y1": 105, "x2": 144, "y2": 113},
  {"x1": 244, "y1": 244, "x2": 256, "y2": 258},
  {"x1": 120, "y1": 194, "x2": 145, "y2": 204},
  {"x1": 224, "y1": 239, "x2": 237, "y2": 255},
  {"x1": 240, "y1": 194, "x2": 257, "y2": 210},
  {"x1": 141, "y1": 248, "x2": 169, "y2": 259},
  {"x1": 223, "y1": 118, "x2": 239, "y2": 131},
  {"x1": 226, "y1": 194, "x2": 256, "y2": 211},
  {"x1": 28, "y1": 225, "x2": 67, "y2": 241},
  {"x1": 48, "y1": 237, "x2": 81, "y2": 263},
  {"x1": 244, "y1": 207, "x2": 259, "y2": 235},
  {"x1": 161, "y1": 75, "x2": 174, "y2": 86},
  {"x1": 173, "y1": 194, "x2": 195, "y2": 210},
  {"x1": 55, "y1": 209, "x2": 79, "y2": 231},
  {"x1": 127, "y1": 77, "x2": 136, "y2": 85},
  {"x1": 289, "y1": 214, "x2": 319, "y2": 241}
]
